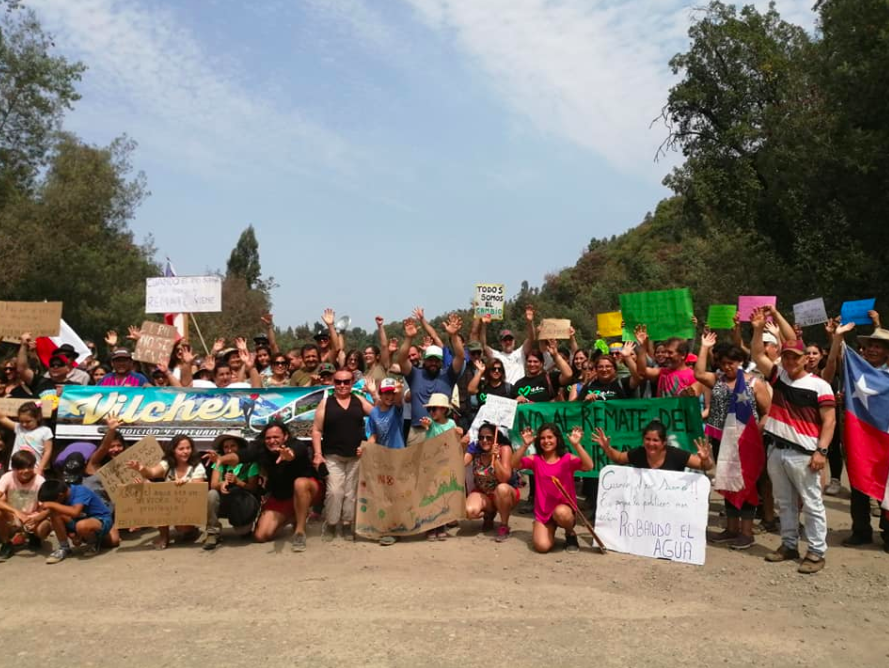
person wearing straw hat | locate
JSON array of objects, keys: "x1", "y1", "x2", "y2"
[
  {"x1": 419, "y1": 393, "x2": 460, "y2": 439},
  {"x1": 203, "y1": 431, "x2": 260, "y2": 550}
]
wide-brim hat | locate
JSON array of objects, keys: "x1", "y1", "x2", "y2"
[
  {"x1": 423, "y1": 392, "x2": 451, "y2": 409},
  {"x1": 212, "y1": 431, "x2": 247, "y2": 451},
  {"x1": 857, "y1": 327, "x2": 889, "y2": 347}
]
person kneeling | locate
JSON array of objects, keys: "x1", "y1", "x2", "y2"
[
  {"x1": 37, "y1": 479, "x2": 119, "y2": 564},
  {"x1": 465, "y1": 423, "x2": 520, "y2": 543}
]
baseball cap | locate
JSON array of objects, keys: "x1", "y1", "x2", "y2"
[
  {"x1": 499, "y1": 329, "x2": 514, "y2": 340},
  {"x1": 423, "y1": 345, "x2": 444, "y2": 360},
  {"x1": 111, "y1": 348, "x2": 132, "y2": 359},
  {"x1": 467, "y1": 341, "x2": 483, "y2": 353},
  {"x1": 685, "y1": 353, "x2": 698, "y2": 364},
  {"x1": 380, "y1": 378, "x2": 398, "y2": 393},
  {"x1": 317, "y1": 362, "x2": 336, "y2": 375},
  {"x1": 762, "y1": 332, "x2": 779, "y2": 346},
  {"x1": 780, "y1": 340, "x2": 805, "y2": 356}
]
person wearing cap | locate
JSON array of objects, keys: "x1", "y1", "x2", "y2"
[
  {"x1": 479, "y1": 306, "x2": 538, "y2": 385},
  {"x1": 11, "y1": 334, "x2": 77, "y2": 405},
  {"x1": 203, "y1": 432, "x2": 260, "y2": 550},
  {"x1": 316, "y1": 362, "x2": 336, "y2": 386},
  {"x1": 824, "y1": 319, "x2": 889, "y2": 551},
  {"x1": 362, "y1": 377, "x2": 405, "y2": 546},
  {"x1": 397, "y1": 313, "x2": 466, "y2": 447},
  {"x1": 312, "y1": 368, "x2": 374, "y2": 541},
  {"x1": 41, "y1": 343, "x2": 90, "y2": 385},
  {"x1": 97, "y1": 348, "x2": 148, "y2": 387},
  {"x1": 751, "y1": 307, "x2": 835, "y2": 574}
]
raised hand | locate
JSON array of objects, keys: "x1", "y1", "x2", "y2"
[
  {"x1": 793, "y1": 323, "x2": 804, "y2": 340},
  {"x1": 521, "y1": 427, "x2": 535, "y2": 447},
  {"x1": 694, "y1": 437, "x2": 712, "y2": 462},
  {"x1": 178, "y1": 344, "x2": 195, "y2": 366},
  {"x1": 234, "y1": 337, "x2": 248, "y2": 351},
  {"x1": 525, "y1": 305, "x2": 535, "y2": 322},
  {"x1": 473, "y1": 358, "x2": 485, "y2": 373},
  {"x1": 700, "y1": 331, "x2": 717, "y2": 349},
  {"x1": 567, "y1": 427, "x2": 583, "y2": 449},
  {"x1": 749, "y1": 307, "x2": 766, "y2": 329},
  {"x1": 238, "y1": 348, "x2": 254, "y2": 368},
  {"x1": 375, "y1": 315, "x2": 384, "y2": 328},
  {"x1": 126, "y1": 325, "x2": 141, "y2": 341},
  {"x1": 836, "y1": 321, "x2": 856, "y2": 336},
  {"x1": 444, "y1": 313, "x2": 463, "y2": 335},
  {"x1": 412, "y1": 307, "x2": 425, "y2": 321},
  {"x1": 104, "y1": 330, "x2": 118, "y2": 347},
  {"x1": 591, "y1": 427, "x2": 610, "y2": 451},
  {"x1": 544, "y1": 339, "x2": 557, "y2": 355},
  {"x1": 211, "y1": 338, "x2": 225, "y2": 354},
  {"x1": 868, "y1": 309, "x2": 881, "y2": 328},
  {"x1": 105, "y1": 413, "x2": 121, "y2": 432},
  {"x1": 261, "y1": 313, "x2": 274, "y2": 327},
  {"x1": 403, "y1": 318, "x2": 418, "y2": 339},
  {"x1": 634, "y1": 324, "x2": 648, "y2": 345},
  {"x1": 732, "y1": 311, "x2": 741, "y2": 328},
  {"x1": 364, "y1": 377, "x2": 377, "y2": 396},
  {"x1": 387, "y1": 337, "x2": 398, "y2": 353},
  {"x1": 620, "y1": 341, "x2": 636, "y2": 358},
  {"x1": 482, "y1": 314, "x2": 492, "y2": 325},
  {"x1": 824, "y1": 317, "x2": 838, "y2": 336},
  {"x1": 764, "y1": 321, "x2": 780, "y2": 339},
  {"x1": 568, "y1": 326, "x2": 576, "y2": 338},
  {"x1": 321, "y1": 308, "x2": 336, "y2": 326}
]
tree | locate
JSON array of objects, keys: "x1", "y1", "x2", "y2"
[
  {"x1": 226, "y1": 225, "x2": 262, "y2": 290},
  {"x1": 0, "y1": 9, "x2": 86, "y2": 198}
]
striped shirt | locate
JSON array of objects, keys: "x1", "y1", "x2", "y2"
[{"x1": 764, "y1": 365, "x2": 835, "y2": 452}]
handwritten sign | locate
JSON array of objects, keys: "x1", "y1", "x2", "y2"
[
  {"x1": 356, "y1": 429, "x2": 466, "y2": 538},
  {"x1": 793, "y1": 298, "x2": 829, "y2": 328},
  {"x1": 114, "y1": 482, "x2": 208, "y2": 528},
  {"x1": 468, "y1": 395, "x2": 518, "y2": 442},
  {"x1": 133, "y1": 321, "x2": 178, "y2": 365},
  {"x1": 538, "y1": 318, "x2": 572, "y2": 340},
  {"x1": 596, "y1": 311, "x2": 623, "y2": 338},
  {"x1": 0, "y1": 301, "x2": 62, "y2": 338},
  {"x1": 737, "y1": 296, "x2": 776, "y2": 322},
  {"x1": 0, "y1": 397, "x2": 53, "y2": 419},
  {"x1": 595, "y1": 465, "x2": 710, "y2": 565},
  {"x1": 96, "y1": 435, "x2": 163, "y2": 503},
  {"x1": 145, "y1": 276, "x2": 222, "y2": 314},
  {"x1": 620, "y1": 288, "x2": 694, "y2": 341},
  {"x1": 840, "y1": 298, "x2": 876, "y2": 326},
  {"x1": 706, "y1": 305, "x2": 737, "y2": 330},
  {"x1": 475, "y1": 283, "x2": 505, "y2": 320}
]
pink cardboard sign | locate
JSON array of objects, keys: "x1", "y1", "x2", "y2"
[{"x1": 737, "y1": 296, "x2": 776, "y2": 322}]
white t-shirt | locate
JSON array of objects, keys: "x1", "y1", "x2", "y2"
[
  {"x1": 491, "y1": 348, "x2": 554, "y2": 384},
  {"x1": 0, "y1": 470, "x2": 46, "y2": 513},
  {"x1": 11, "y1": 424, "x2": 53, "y2": 460},
  {"x1": 158, "y1": 460, "x2": 207, "y2": 482}
]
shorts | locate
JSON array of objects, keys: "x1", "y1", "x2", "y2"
[
  {"x1": 483, "y1": 487, "x2": 520, "y2": 505},
  {"x1": 260, "y1": 479, "x2": 324, "y2": 516},
  {"x1": 66, "y1": 515, "x2": 113, "y2": 540}
]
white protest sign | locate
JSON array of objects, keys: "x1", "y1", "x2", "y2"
[
  {"x1": 595, "y1": 465, "x2": 710, "y2": 566},
  {"x1": 145, "y1": 276, "x2": 222, "y2": 314},
  {"x1": 792, "y1": 298, "x2": 829, "y2": 328},
  {"x1": 474, "y1": 284, "x2": 505, "y2": 321},
  {"x1": 468, "y1": 395, "x2": 517, "y2": 442}
]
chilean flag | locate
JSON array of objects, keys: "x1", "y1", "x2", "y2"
[
  {"x1": 163, "y1": 259, "x2": 186, "y2": 339},
  {"x1": 35, "y1": 319, "x2": 91, "y2": 367},
  {"x1": 843, "y1": 345, "x2": 889, "y2": 510},
  {"x1": 715, "y1": 371, "x2": 765, "y2": 509}
]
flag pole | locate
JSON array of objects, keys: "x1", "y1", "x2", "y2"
[{"x1": 189, "y1": 313, "x2": 209, "y2": 355}]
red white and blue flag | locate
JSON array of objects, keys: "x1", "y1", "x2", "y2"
[
  {"x1": 163, "y1": 259, "x2": 186, "y2": 339},
  {"x1": 843, "y1": 345, "x2": 889, "y2": 510},
  {"x1": 715, "y1": 371, "x2": 765, "y2": 509}
]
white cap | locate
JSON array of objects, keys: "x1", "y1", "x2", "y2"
[
  {"x1": 762, "y1": 332, "x2": 779, "y2": 346},
  {"x1": 423, "y1": 345, "x2": 444, "y2": 360}
]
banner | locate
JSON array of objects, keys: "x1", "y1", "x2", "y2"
[
  {"x1": 356, "y1": 430, "x2": 466, "y2": 538},
  {"x1": 114, "y1": 482, "x2": 208, "y2": 528},
  {"x1": 133, "y1": 321, "x2": 178, "y2": 365},
  {"x1": 96, "y1": 436, "x2": 164, "y2": 503},
  {"x1": 474, "y1": 283, "x2": 505, "y2": 320},
  {"x1": 56, "y1": 385, "x2": 338, "y2": 443},
  {"x1": 145, "y1": 275, "x2": 222, "y2": 314},
  {"x1": 620, "y1": 288, "x2": 694, "y2": 341},
  {"x1": 596, "y1": 311, "x2": 622, "y2": 338},
  {"x1": 509, "y1": 397, "x2": 704, "y2": 478},
  {"x1": 595, "y1": 466, "x2": 710, "y2": 566},
  {"x1": 0, "y1": 301, "x2": 62, "y2": 338}
]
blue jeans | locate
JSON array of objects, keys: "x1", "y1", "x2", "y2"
[{"x1": 767, "y1": 445, "x2": 828, "y2": 557}]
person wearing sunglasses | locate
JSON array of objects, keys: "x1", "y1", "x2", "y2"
[
  {"x1": 1, "y1": 360, "x2": 19, "y2": 397},
  {"x1": 262, "y1": 355, "x2": 292, "y2": 388},
  {"x1": 464, "y1": 423, "x2": 520, "y2": 542},
  {"x1": 466, "y1": 357, "x2": 513, "y2": 409},
  {"x1": 311, "y1": 369, "x2": 374, "y2": 541},
  {"x1": 478, "y1": 307, "x2": 538, "y2": 385}
]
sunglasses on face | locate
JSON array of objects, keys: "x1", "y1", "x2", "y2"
[
  {"x1": 429, "y1": 406, "x2": 447, "y2": 412},
  {"x1": 49, "y1": 362, "x2": 66, "y2": 369},
  {"x1": 272, "y1": 360, "x2": 288, "y2": 366},
  {"x1": 489, "y1": 367, "x2": 503, "y2": 373},
  {"x1": 333, "y1": 378, "x2": 352, "y2": 385},
  {"x1": 3, "y1": 367, "x2": 14, "y2": 372},
  {"x1": 478, "y1": 434, "x2": 495, "y2": 442}
]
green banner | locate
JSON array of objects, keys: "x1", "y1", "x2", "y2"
[
  {"x1": 509, "y1": 397, "x2": 704, "y2": 477},
  {"x1": 706, "y1": 304, "x2": 737, "y2": 330},
  {"x1": 620, "y1": 288, "x2": 694, "y2": 341}
]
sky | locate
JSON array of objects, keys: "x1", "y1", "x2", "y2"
[{"x1": 27, "y1": 0, "x2": 817, "y2": 332}]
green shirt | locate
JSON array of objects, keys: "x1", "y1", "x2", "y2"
[{"x1": 211, "y1": 461, "x2": 259, "y2": 482}]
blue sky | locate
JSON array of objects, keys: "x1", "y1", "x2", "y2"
[{"x1": 29, "y1": 0, "x2": 816, "y2": 331}]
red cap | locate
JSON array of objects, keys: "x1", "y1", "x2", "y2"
[{"x1": 780, "y1": 340, "x2": 805, "y2": 356}]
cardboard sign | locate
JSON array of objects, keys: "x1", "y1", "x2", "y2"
[
  {"x1": 597, "y1": 311, "x2": 622, "y2": 338},
  {"x1": 145, "y1": 276, "x2": 222, "y2": 314},
  {"x1": 356, "y1": 429, "x2": 466, "y2": 538},
  {"x1": 538, "y1": 318, "x2": 572, "y2": 340},
  {"x1": 620, "y1": 288, "x2": 694, "y2": 341},
  {"x1": 114, "y1": 482, "x2": 208, "y2": 528},
  {"x1": 96, "y1": 435, "x2": 164, "y2": 503},
  {"x1": 0, "y1": 397, "x2": 53, "y2": 419},
  {"x1": 595, "y1": 465, "x2": 710, "y2": 565},
  {"x1": 474, "y1": 284, "x2": 505, "y2": 320},
  {"x1": 793, "y1": 298, "x2": 829, "y2": 328},
  {"x1": 133, "y1": 321, "x2": 178, "y2": 365},
  {"x1": 737, "y1": 296, "x2": 776, "y2": 322},
  {"x1": 0, "y1": 301, "x2": 62, "y2": 338},
  {"x1": 706, "y1": 305, "x2": 737, "y2": 330},
  {"x1": 841, "y1": 298, "x2": 876, "y2": 326}
]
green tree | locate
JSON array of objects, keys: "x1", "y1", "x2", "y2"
[{"x1": 226, "y1": 225, "x2": 262, "y2": 290}]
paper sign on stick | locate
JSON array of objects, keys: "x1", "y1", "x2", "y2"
[
  {"x1": 706, "y1": 305, "x2": 737, "y2": 330},
  {"x1": 538, "y1": 319, "x2": 572, "y2": 340},
  {"x1": 620, "y1": 288, "x2": 694, "y2": 341},
  {"x1": 356, "y1": 430, "x2": 466, "y2": 538},
  {"x1": 474, "y1": 284, "x2": 505, "y2": 320},
  {"x1": 133, "y1": 321, "x2": 178, "y2": 365},
  {"x1": 114, "y1": 482, "x2": 208, "y2": 529},
  {"x1": 737, "y1": 296, "x2": 776, "y2": 322},
  {"x1": 0, "y1": 398, "x2": 53, "y2": 419},
  {"x1": 793, "y1": 298, "x2": 829, "y2": 328},
  {"x1": 0, "y1": 301, "x2": 62, "y2": 338},
  {"x1": 595, "y1": 466, "x2": 710, "y2": 565},
  {"x1": 468, "y1": 395, "x2": 518, "y2": 442},
  {"x1": 597, "y1": 311, "x2": 622, "y2": 337},
  {"x1": 96, "y1": 435, "x2": 163, "y2": 503},
  {"x1": 840, "y1": 298, "x2": 876, "y2": 326},
  {"x1": 145, "y1": 276, "x2": 222, "y2": 314}
]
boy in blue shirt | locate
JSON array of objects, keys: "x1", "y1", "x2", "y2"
[{"x1": 37, "y1": 479, "x2": 119, "y2": 564}]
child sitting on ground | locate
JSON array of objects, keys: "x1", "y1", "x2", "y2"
[
  {"x1": 36, "y1": 478, "x2": 119, "y2": 564},
  {"x1": 0, "y1": 450, "x2": 49, "y2": 560}
]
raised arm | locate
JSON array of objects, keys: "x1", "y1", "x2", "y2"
[
  {"x1": 694, "y1": 331, "x2": 718, "y2": 389},
  {"x1": 321, "y1": 309, "x2": 342, "y2": 363},
  {"x1": 239, "y1": 348, "x2": 263, "y2": 388},
  {"x1": 397, "y1": 318, "x2": 418, "y2": 373},
  {"x1": 86, "y1": 415, "x2": 121, "y2": 475},
  {"x1": 750, "y1": 308, "x2": 775, "y2": 378},
  {"x1": 633, "y1": 325, "x2": 660, "y2": 382},
  {"x1": 375, "y1": 316, "x2": 391, "y2": 369},
  {"x1": 467, "y1": 359, "x2": 485, "y2": 395},
  {"x1": 413, "y1": 307, "x2": 444, "y2": 348},
  {"x1": 619, "y1": 341, "x2": 641, "y2": 389},
  {"x1": 567, "y1": 427, "x2": 594, "y2": 472},
  {"x1": 730, "y1": 312, "x2": 750, "y2": 357},
  {"x1": 591, "y1": 428, "x2": 629, "y2": 465},
  {"x1": 511, "y1": 427, "x2": 535, "y2": 468},
  {"x1": 544, "y1": 339, "x2": 572, "y2": 385},
  {"x1": 568, "y1": 327, "x2": 579, "y2": 355},
  {"x1": 686, "y1": 437, "x2": 714, "y2": 471},
  {"x1": 443, "y1": 313, "x2": 465, "y2": 375},
  {"x1": 16, "y1": 333, "x2": 35, "y2": 385},
  {"x1": 480, "y1": 314, "x2": 496, "y2": 358},
  {"x1": 822, "y1": 319, "x2": 853, "y2": 385},
  {"x1": 262, "y1": 313, "x2": 279, "y2": 354},
  {"x1": 521, "y1": 305, "x2": 536, "y2": 356}
]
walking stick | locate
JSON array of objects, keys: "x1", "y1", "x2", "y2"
[{"x1": 550, "y1": 476, "x2": 607, "y2": 553}]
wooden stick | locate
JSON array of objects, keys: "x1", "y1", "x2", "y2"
[{"x1": 551, "y1": 475, "x2": 607, "y2": 553}]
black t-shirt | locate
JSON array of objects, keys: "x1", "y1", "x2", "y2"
[
  {"x1": 512, "y1": 372, "x2": 561, "y2": 403},
  {"x1": 477, "y1": 381, "x2": 512, "y2": 406},
  {"x1": 577, "y1": 377, "x2": 635, "y2": 402},
  {"x1": 237, "y1": 439, "x2": 316, "y2": 500},
  {"x1": 627, "y1": 445, "x2": 691, "y2": 472}
]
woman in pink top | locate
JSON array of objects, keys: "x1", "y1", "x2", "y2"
[{"x1": 511, "y1": 423, "x2": 594, "y2": 553}]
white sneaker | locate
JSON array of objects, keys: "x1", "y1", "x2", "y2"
[{"x1": 824, "y1": 479, "x2": 842, "y2": 496}]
